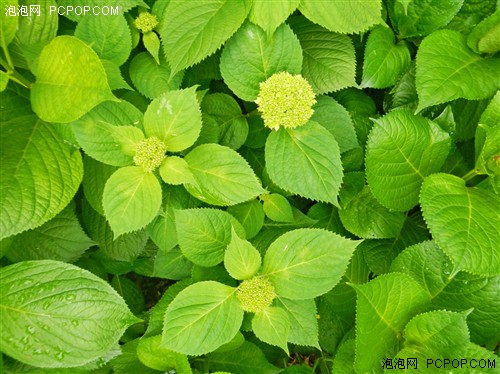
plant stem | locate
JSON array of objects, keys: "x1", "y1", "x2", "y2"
[
  {"x1": 461, "y1": 169, "x2": 478, "y2": 183},
  {"x1": 1, "y1": 43, "x2": 14, "y2": 72},
  {"x1": 8, "y1": 71, "x2": 32, "y2": 89}
]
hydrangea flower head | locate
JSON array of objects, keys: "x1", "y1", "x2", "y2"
[
  {"x1": 236, "y1": 277, "x2": 276, "y2": 313},
  {"x1": 133, "y1": 136, "x2": 166, "y2": 172},
  {"x1": 134, "y1": 12, "x2": 158, "y2": 33},
  {"x1": 255, "y1": 72, "x2": 316, "y2": 131}
]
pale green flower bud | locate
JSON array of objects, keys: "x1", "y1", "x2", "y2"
[
  {"x1": 255, "y1": 72, "x2": 316, "y2": 131},
  {"x1": 134, "y1": 12, "x2": 158, "y2": 33},
  {"x1": 236, "y1": 277, "x2": 276, "y2": 313},
  {"x1": 133, "y1": 136, "x2": 166, "y2": 172}
]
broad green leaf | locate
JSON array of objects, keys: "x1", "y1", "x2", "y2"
[
  {"x1": 137, "y1": 335, "x2": 191, "y2": 372},
  {"x1": 143, "y1": 86, "x2": 201, "y2": 152},
  {"x1": 289, "y1": 16, "x2": 356, "y2": 94},
  {"x1": 339, "y1": 186, "x2": 406, "y2": 239},
  {"x1": 366, "y1": 109, "x2": 451, "y2": 211},
  {"x1": 403, "y1": 310, "x2": 470, "y2": 358},
  {"x1": 224, "y1": 228, "x2": 261, "y2": 280},
  {"x1": 420, "y1": 173, "x2": 500, "y2": 276},
  {"x1": 275, "y1": 298, "x2": 319, "y2": 348},
  {"x1": 129, "y1": 52, "x2": 184, "y2": 100},
  {"x1": 201, "y1": 93, "x2": 248, "y2": 150},
  {"x1": 1, "y1": 0, "x2": 18, "y2": 49},
  {"x1": 15, "y1": 0, "x2": 58, "y2": 68},
  {"x1": 415, "y1": 30, "x2": 500, "y2": 112},
  {"x1": 56, "y1": 0, "x2": 148, "y2": 21},
  {"x1": 147, "y1": 245, "x2": 193, "y2": 281},
  {"x1": 0, "y1": 116, "x2": 83, "y2": 240},
  {"x1": 82, "y1": 155, "x2": 118, "y2": 215},
  {"x1": 31, "y1": 36, "x2": 116, "y2": 123},
  {"x1": 0, "y1": 71, "x2": 8, "y2": 91},
  {"x1": 159, "y1": 156, "x2": 195, "y2": 186},
  {"x1": 311, "y1": 96, "x2": 358, "y2": 153},
  {"x1": 386, "y1": 62, "x2": 419, "y2": 111},
  {"x1": 220, "y1": 21, "x2": 302, "y2": 101},
  {"x1": 207, "y1": 341, "x2": 279, "y2": 374},
  {"x1": 184, "y1": 144, "x2": 265, "y2": 206},
  {"x1": 262, "y1": 194, "x2": 294, "y2": 223},
  {"x1": 331, "y1": 339, "x2": 356, "y2": 373},
  {"x1": 143, "y1": 31, "x2": 161, "y2": 64},
  {"x1": 175, "y1": 208, "x2": 246, "y2": 267},
  {"x1": 476, "y1": 124, "x2": 500, "y2": 178},
  {"x1": 111, "y1": 276, "x2": 144, "y2": 316},
  {"x1": 162, "y1": 281, "x2": 243, "y2": 355},
  {"x1": 6, "y1": 204, "x2": 94, "y2": 263},
  {"x1": 265, "y1": 122, "x2": 343, "y2": 206},
  {"x1": 252, "y1": 306, "x2": 290, "y2": 354},
  {"x1": 361, "y1": 26, "x2": 411, "y2": 89},
  {"x1": 298, "y1": 0, "x2": 382, "y2": 34},
  {"x1": 389, "y1": 0, "x2": 465, "y2": 38},
  {"x1": 249, "y1": 0, "x2": 299, "y2": 36},
  {"x1": 351, "y1": 273, "x2": 430, "y2": 372},
  {"x1": 109, "y1": 339, "x2": 158, "y2": 374},
  {"x1": 390, "y1": 241, "x2": 455, "y2": 298},
  {"x1": 467, "y1": 10, "x2": 500, "y2": 54},
  {"x1": 81, "y1": 198, "x2": 148, "y2": 262},
  {"x1": 447, "y1": 0, "x2": 496, "y2": 34},
  {"x1": 72, "y1": 115, "x2": 144, "y2": 167},
  {"x1": 0, "y1": 260, "x2": 139, "y2": 368},
  {"x1": 227, "y1": 200, "x2": 265, "y2": 240},
  {"x1": 75, "y1": 15, "x2": 131, "y2": 66},
  {"x1": 161, "y1": 0, "x2": 250, "y2": 74},
  {"x1": 463, "y1": 343, "x2": 499, "y2": 373},
  {"x1": 102, "y1": 166, "x2": 162, "y2": 238},
  {"x1": 261, "y1": 228, "x2": 360, "y2": 299}
]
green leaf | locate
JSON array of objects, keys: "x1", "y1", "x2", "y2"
[
  {"x1": 220, "y1": 21, "x2": 302, "y2": 101},
  {"x1": 389, "y1": 0, "x2": 465, "y2": 38},
  {"x1": 129, "y1": 51, "x2": 184, "y2": 99},
  {"x1": 72, "y1": 112, "x2": 144, "y2": 167},
  {"x1": 227, "y1": 200, "x2": 265, "y2": 240},
  {"x1": 6, "y1": 204, "x2": 94, "y2": 263},
  {"x1": 162, "y1": 281, "x2": 243, "y2": 356},
  {"x1": 331, "y1": 339, "x2": 356, "y2": 373},
  {"x1": 102, "y1": 60, "x2": 133, "y2": 91},
  {"x1": 416, "y1": 30, "x2": 500, "y2": 112},
  {"x1": 339, "y1": 185, "x2": 406, "y2": 239},
  {"x1": 143, "y1": 86, "x2": 202, "y2": 152},
  {"x1": 403, "y1": 310, "x2": 470, "y2": 358},
  {"x1": 82, "y1": 156, "x2": 118, "y2": 215},
  {"x1": 0, "y1": 116, "x2": 83, "y2": 240},
  {"x1": 1, "y1": 0, "x2": 18, "y2": 49},
  {"x1": 184, "y1": 144, "x2": 265, "y2": 206},
  {"x1": 75, "y1": 15, "x2": 131, "y2": 66},
  {"x1": 159, "y1": 156, "x2": 195, "y2": 186},
  {"x1": 366, "y1": 109, "x2": 451, "y2": 211},
  {"x1": 468, "y1": 10, "x2": 500, "y2": 54},
  {"x1": 275, "y1": 298, "x2": 319, "y2": 348},
  {"x1": 137, "y1": 335, "x2": 191, "y2": 372},
  {"x1": 224, "y1": 228, "x2": 261, "y2": 280},
  {"x1": 252, "y1": 306, "x2": 290, "y2": 354},
  {"x1": 175, "y1": 208, "x2": 246, "y2": 267},
  {"x1": 81, "y1": 198, "x2": 148, "y2": 262},
  {"x1": 142, "y1": 31, "x2": 161, "y2": 64},
  {"x1": 476, "y1": 124, "x2": 500, "y2": 178},
  {"x1": 111, "y1": 276, "x2": 145, "y2": 316},
  {"x1": 149, "y1": 246, "x2": 193, "y2": 281},
  {"x1": 31, "y1": 36, "x2": 116, "y2": 123},
  {"x1": 262, "y1": 194, "x2": 294, "y2": 223},
  {"x1": 201, "y1": 93, "x2": 248, "y2": 150},
  {"x1": 351, "y1": 273, "x2": 430, "y2": 372},
  {"x1": 361, "y1": 26, "x2": 411, "y2": 89},
  {"x1": 298, "y1": 0, "x2": 382, "y2": 34},
  {"x1": 261, "y1": 228, "x2": 360, "y2": 299},
  {"x1": 390, "y1": 241, "x2": 455, "y2": 298},
  {"x1": 161, "y1": 0, "x2": 250, "y2": 75},
  {"x1": 110, "y1": 339, "x2": 158, "y2": 374},
  {"x1": 265, "y1": 122, "x2": 343, "y2": 205},
  {"x1": 288, "y1": 16, "x2": 356, "y2": 94},
  {"x1": 102, "y1": 166, "x2": 162, "y2": 238},
  {"x1": 249, "y1": 0, "x2": 299, "y2": 37},
  {"x1": 420, "y1": 173, "x2": 500, "y2": 276},
  {"x1": 310, "y1": 96, "x2": 358, "y2": 153},
  {"x1": 207, "y1": 341, "x2": 279, "y2": 374},
  {"x1": 0, "y1": 260, "x2": 139, "y2": 368}
]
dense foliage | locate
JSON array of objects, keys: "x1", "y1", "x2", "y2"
[{"x1": 1, "y1": 0, "x2": 499, "y2": 373}]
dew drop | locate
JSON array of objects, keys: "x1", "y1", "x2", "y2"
[
  {"x1": 55, "y1": 351, "x2": 65, "y2": 360},
  {"x1": 21, "y1": 335, "x2": 30, "y2": 344},
  {"x1": 71, "y1": 320, "x2": 79, "y2": 327},
  {"x1": 42, "y1": 301, "x2": 51, "y2": 310},
  {"x1": 65, "y1": 294, "x2": 76, "y2": 301},
  {"x1": 33, "y1": 348, "x2": 43, "y2": 355},
  {"x1": 26, "y1": 325, "x2": 36, "y2": 335},
  {"x1": 22, "y1": 278, "x2": 34, "y2": 285}
]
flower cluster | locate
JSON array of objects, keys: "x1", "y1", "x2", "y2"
[
  {"x1": 133, "y1": 136, "x2": 166, "y2": 172},
  {"x1": 236, "y1": 277, "x2": 276, "y2": 313},
  {"x1": 255, "y1": 72, "x2": 316, "y2": 131},
  {"x1": 134, "y1": 12, "x2": 158, "y2": 33}
]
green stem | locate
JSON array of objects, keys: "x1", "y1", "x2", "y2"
[
  {"x1": 8, "y1": 71, "x2": 32, "y2": 89},
  {"x1": 461, "y1": 169, "x2": 478, "y2": 182},
  {"x1": 1, "y1": 42, "x2": 14, "y2": 72}
]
